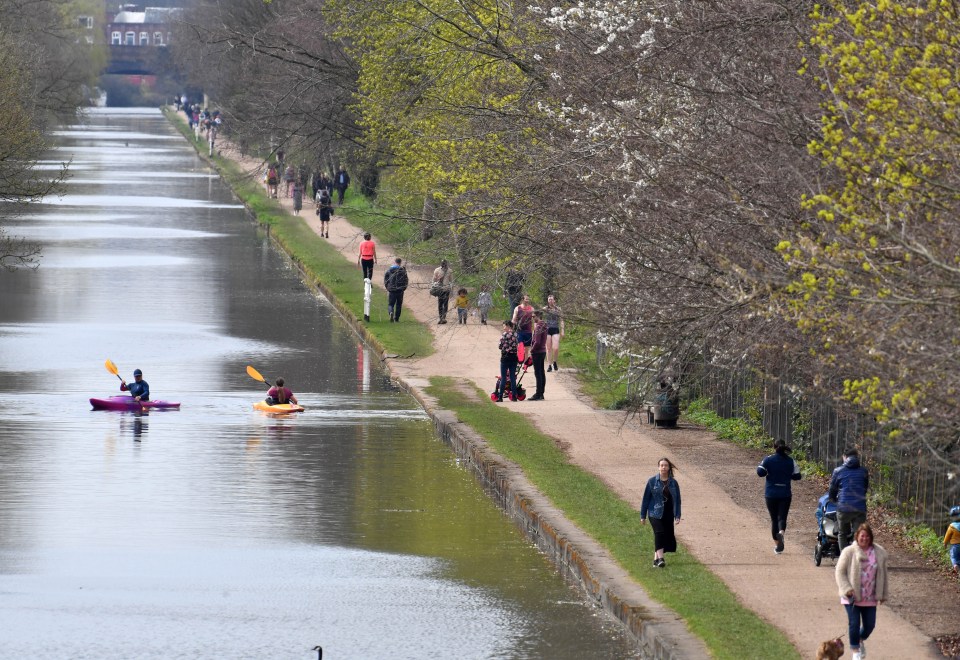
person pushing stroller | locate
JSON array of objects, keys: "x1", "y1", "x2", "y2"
[{"x1": 945, "y1": 505, "x2": 960, "y2": 576}]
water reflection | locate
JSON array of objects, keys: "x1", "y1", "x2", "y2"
[{"x1": 0, "y1": 109, "x2": 639, "y2": 658}]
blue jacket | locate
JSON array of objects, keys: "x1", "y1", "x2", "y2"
[
  {"x1": 121, "y1": 379, "x2": 149, "y2": 401},
  {"x1": 640, "y1": 475, "x2": 681, "y2": 521},
  {"x1": 828, "y1": 455, "x2": 869, "y2": 513},
  {"x1": 756, "y1": 452, "x2": 801, "y2": 498}
]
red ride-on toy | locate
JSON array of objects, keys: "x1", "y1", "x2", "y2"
[{"x1": 490, "y1": 356, "x2": 532, "y2": 401}]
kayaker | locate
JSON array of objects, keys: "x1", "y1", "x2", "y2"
[
  {"x1": 266, "y1": 378, "x2": 298, "y2": 406},
  {"x1": 120, "y1": 369, "x2": 150, "y2": 402}
]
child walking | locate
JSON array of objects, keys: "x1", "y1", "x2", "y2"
[
  {"x1": 477, "y1": 285, "x2": 492, "y2": 325},
  {"x1": 455, "y1": 288, "x2": 469, "y2": 324},
  {"x1": 946, "y1": 506, "x2": 960, "y2": 575}
]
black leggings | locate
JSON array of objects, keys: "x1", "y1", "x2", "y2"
[{"x1": 765, "y1": 496, "x2": 792, "y2": 540}]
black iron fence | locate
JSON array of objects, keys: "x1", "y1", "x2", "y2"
[{"x1": 686, "y1": 362, "x2": 956, "y2": 531}]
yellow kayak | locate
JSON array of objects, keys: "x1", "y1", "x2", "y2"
[{"x1": 253, "y1": 401, "x2": 305, "y2": 414}]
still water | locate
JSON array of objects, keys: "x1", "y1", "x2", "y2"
[{"x1": 0, "y1": 109, "x2": 638, "y2": 658}]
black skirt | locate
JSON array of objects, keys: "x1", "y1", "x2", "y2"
[{"x1": 649, "y1": 497, "x2": 677, "y2": 553}]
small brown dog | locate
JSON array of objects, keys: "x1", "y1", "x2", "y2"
[{"x1": 816, "y1": 637, "x2": 844, "y2": 659}]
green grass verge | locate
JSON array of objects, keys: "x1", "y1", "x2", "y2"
[
  {"x1": 163, "y1": 108, "x2": 433, "y2": 359},
  {"x1": 425, "y1": 376, "x2": 799, "y2": 660}
]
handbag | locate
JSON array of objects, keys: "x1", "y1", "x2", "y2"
[{"x1": 430, "y1": 281, "x2": 443, "y2": 297}]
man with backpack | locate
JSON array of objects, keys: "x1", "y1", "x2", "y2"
[
  {"x1": 828, "y1": 447, "x2": 870, "y2": 550},
  {"x1": 384, "y1": 257, "x2": 409, "y2": 322}
]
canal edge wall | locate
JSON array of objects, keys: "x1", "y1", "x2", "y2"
[
  {"x1": 396, "y1": 387, "x2": 710, "y2": 660},
  {"x1": 165, "y1": 107, "x2": 709, "y2": 659}
]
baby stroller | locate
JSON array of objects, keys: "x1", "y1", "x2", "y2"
[
  {"x1": 490, "y1": 356, "x2": 532, "y2": 402},
  {"x1": 814, "y1": 492, "x2": 841, "y2": 566}
]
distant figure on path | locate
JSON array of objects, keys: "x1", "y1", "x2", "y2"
[
  {"x1": 384, "y1": 257, "x2": 409, "y2": 322},
  {"x1": 529, "y1": 310, "x2": 547, "y2": 400},
  {"x1": 335, "y1": 166, "x2": 350, "y2": 205},
  {"x1": 543, "y1": 294, "x2": 564, "y2": 372},
  {"x1": 358, "y1": 232, "x2": 377, "y2": 280},
  {"x1": 432, "y1": 259, "x2": 452, "y2": 324},
  {"x1": 511, "y1": 294, "x2": 534, "y2": 347},
  {"x1": 477, "y1": 285, "x2": 493, "y2": 325},
  {"x1": 495, "y1": 320, "x2": 519, "y2": 402},
  {"x1": 829, "y1": 447, "x2": 869, "y2": 550},
  {"x1": 316, "y1": 189, "x2": 332, "y2": 238},
  {"x1": 756, "y1": 439, "x2": 802, "y2": 554},
  {"x1": 455, "y1": 288, "x2": 469, "y2": 324},
  {"x1": 640, "y1": 457, "x2": 681, "y2": 568},
  {"x1": 944, "y1": 506, "x2": 960, "y2": 575},
  {"x1": 292, "y1": 180, "x2": 303, "y2": 214},
  {"x1": 266, "y1": 164, "x2": 279, "y2": 198},
  {"x1": 505, "y1": 271, "x2": 524, "y2": 311},
  {"x1": 283, "y1": 164, "x2": 296, "y2": 198}
]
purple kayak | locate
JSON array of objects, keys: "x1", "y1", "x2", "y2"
[{"x1": 90, "y1": 395, "x2": 181, "y2": 411}]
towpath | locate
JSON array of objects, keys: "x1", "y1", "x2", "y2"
[{"x1": 198, "y1": 120, "x2": 957, "y2": 658}]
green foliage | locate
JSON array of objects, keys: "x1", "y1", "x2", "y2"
[
  {"x1": 685, "y1": 399, "x2": 770, "y2": 450},
  {"x1": 559, "y1": 325, "x2": 634, "y2": 409},
  {"x1": 787, "y1": 0, "x2": 960, "y2": 426},
  {"x1": 329, "y1": 0, "x2": 533, "y2": 203},
  {"x1": 426, "y1": 377, "x2": 798, "y2": 659},
  {"x1": 741, "y1": 384, "x2": 764, "y2": 427},
  {"x1": 902, "y1": 522, "x2": 952, "y2": 567}
]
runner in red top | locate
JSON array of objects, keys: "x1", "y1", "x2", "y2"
[{"x1": 358, "y1": 232, "x2": 377, "y2": 280}]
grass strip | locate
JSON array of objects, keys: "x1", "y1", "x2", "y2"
[
  {"x1": 163, "y1": 108, "x2": 432, "y2": 359},
  {"x1": 425, "y1": 376, "x2": 799, "y2": 660}
]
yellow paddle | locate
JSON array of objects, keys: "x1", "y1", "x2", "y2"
[
  {"x1": 246, "y1": 364, "x2": 271, "y2": 388},
  {"x1": 105, "y1": 359, "x2": 123, "y2": 384}
]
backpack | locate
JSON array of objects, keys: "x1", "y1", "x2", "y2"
[
  {"x1": 385, "y1": 266, "x2": 409, "y2": 292},
  {"x1": 395, "y1": 267, "x2": 408, "y2": 291}
]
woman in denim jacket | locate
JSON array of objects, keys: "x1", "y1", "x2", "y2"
[{"x1": 640, "y1": 458, "x2": 682, "y2": 567}]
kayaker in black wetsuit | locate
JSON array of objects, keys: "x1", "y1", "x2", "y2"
[
  {"x1": 120, "y1": 368, "x2": 150, "y2": 401},
  {"x1": 266, "y1": 378, "x2": 298, "y2": 406}
]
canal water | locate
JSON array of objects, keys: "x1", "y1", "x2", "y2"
[{"x1": 0, "y1": 109, "x2": 638, "y2": 658}]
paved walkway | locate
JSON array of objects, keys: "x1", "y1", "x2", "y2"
[{"x1": 197, "y1": 119, "x2": 946, "y2": 658}]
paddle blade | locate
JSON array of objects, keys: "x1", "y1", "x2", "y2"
[
  {"x1": 105, "y1": 359, "x2": 119, "y2": 376},
  {"x1": 246, "y1": 365, "x2": 266, "y2": 383}
]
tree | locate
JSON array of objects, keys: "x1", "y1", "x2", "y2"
[
  {"x1": 0, "y1": 36, "x2": 64, "y2": 270},
  {"x1": 0, "y1": 0, "x2": 105, "y2": 269},
  {"x1": 782, "y1": 0, "x2": 960, "y2": 477}
]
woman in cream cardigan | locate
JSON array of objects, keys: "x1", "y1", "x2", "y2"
[{"x1": 835, "y1": 523, "x2": 888, "y2": 660}]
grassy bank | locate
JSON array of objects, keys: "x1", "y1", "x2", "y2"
[
  {"x1": 163, "y1": 108, "x2": 432, "y2": 359},
  {"x1": 425, "y1": 376, "x2": 798, "y2": 660}
]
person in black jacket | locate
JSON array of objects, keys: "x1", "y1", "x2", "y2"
[
  {"x1": 334, "y1": 166, "x2": 350, "y2": 205},
  {"x1": 829, "y1": 447, "x2": 870, "y2": 550},
  {"x1": 757, "y1": 439, "x2": 802, "y2": 554},
  {"x1": 384, "y1": 258, "x2": 409, "y2": 322}
]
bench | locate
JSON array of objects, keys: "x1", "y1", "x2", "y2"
[{"x1": 643, "y1": 401, "x2": 679, "y2": 428}]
